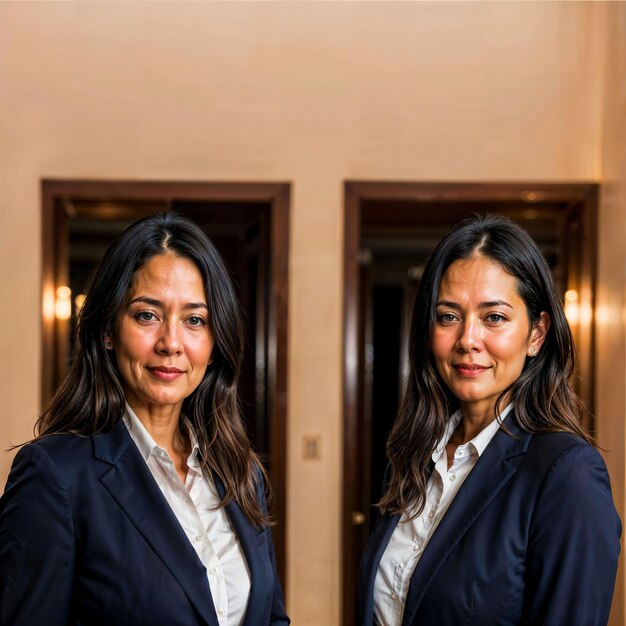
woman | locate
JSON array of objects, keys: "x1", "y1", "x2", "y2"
[
  {"x1": 359, "y1": 214, "x2": 621, "y2": 626},
  {"x1": 0, "y1": 213, "x2": 289, "y2": 626}
]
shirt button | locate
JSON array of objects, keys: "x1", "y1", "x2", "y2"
[
  {"x1": 428, "y1": 509, "x2": 435, "y2": 519},
  {"x1": 414, "y1": 540, "x2": 422, "y2": 551},
  {"x1": 391, "y1": 591, "x2": 398, "y2": 600},
  {"x1": 449, "y1": 474, "x2": 456, "y2": 481},
  {"x1": 217, "y1": 609, "x2": 225, "y2": 616},
  {"x1": 195, "y1": 534, "x2": 203, "y2": 542}
]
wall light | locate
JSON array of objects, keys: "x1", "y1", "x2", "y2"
[
  {"x1": 43, "y1": 284, "x2": 56, "y2": 322},
  {"x1": 74, "y1": 293, "x2": 86, "y2": 316},
  {"x1": 564, "y1": 289, "x2": 579, "y2": 326},
  {"x1": 55, "y1": 285, "x2": 72, "y2": 320}
]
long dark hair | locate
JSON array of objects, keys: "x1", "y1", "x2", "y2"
[
  {"x1": 37, "y1": 213, "x2": 271, "y2": 527},
  {"x1": 379, "y1": 213, "x2": 591, "y2": 518}
]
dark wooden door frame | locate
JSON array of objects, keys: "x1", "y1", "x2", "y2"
[
  {"x1": 342, "y1": 180, "x2": 598, "y2": 626},
  {"x1": 41, "y1": 178, "x2": 290, "y2": 582}
]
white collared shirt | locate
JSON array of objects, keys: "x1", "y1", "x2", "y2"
[
  {"x1": 373, "y1": 405, "x2": 513, "y2": 626},
  {"x1": 123, "y1": 404, "x2": 251, "y2": 626}
]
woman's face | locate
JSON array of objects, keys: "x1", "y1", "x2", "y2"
[
  {"x1": 109, "y1": 252, "x2": 214, "y2": 422},
  {"x1": 431, "y1": 255, "x2": 548, "y2": 421}
]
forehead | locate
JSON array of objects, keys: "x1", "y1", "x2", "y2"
[
  {"x1": 127, "y1": 253, "x2": 206, "y2": 297},
  {"x1": 438, "y1": 255, "x2": 521, "y2": 300}
]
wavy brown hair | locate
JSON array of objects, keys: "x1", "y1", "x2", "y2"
[
  {"x1": 379, "y1": 214, "x2": 592, "y2": 519},
  {"x1": 36, "y1": 213, "x2": 271, "y2": 528}
]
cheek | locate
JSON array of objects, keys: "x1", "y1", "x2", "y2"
[
  {"x1": 431, "y1": 331, "x2": 454, "y2": 362},
  {"x1": 121, "y1": 337, "x2": 150, "y2": 362},
  {"x1": 113, "y1": 334, "x2": 154, "y2": 376},
  {"x1": 430, "y1": 341, "x2": 452, "y2": 382},
  {"x1": 187, "y1": 336, "x2": 213, "y2": 365},
  {"x1": 487, "y1": 333, "x2": 528, "y2": 366}
]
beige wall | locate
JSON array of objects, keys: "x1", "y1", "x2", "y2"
[
  {"x1": 0, "y1": 3, "x2": 622, "y2": 624},
  {"x1": 597, "y1": 3, "x2": 626, "y2": 625}
]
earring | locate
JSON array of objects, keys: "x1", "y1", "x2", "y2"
[
  {"x1": 529, "y1": 347, "x2": 538, "y2": 357},
  {"x1": 104, "y1": 340, "x2": 113, "y2": 350}
]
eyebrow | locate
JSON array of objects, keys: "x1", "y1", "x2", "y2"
[
  {"x1": 128, "y1": 296, "x2": 208, "y2": 310},
  {"x1": 436, "y1": 299, "x2": 514, "y2": 310}
]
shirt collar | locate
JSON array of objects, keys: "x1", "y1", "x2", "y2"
[
  {"x1": 123, "y1": 403, "x2": 201, "y2": 465},
  {"x1": 470, "y1": 403, "x2": 512, "y2": 456},
  {"x1": 432, "y1": 403, "x2": 513, "y2": 462}
]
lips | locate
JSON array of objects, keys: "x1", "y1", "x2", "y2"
[
  {"x1": 453, "y1": 363, "x2": 490, "y2": 377},
  {"x1": 147, "y1": 366, "x2": 184, "y2": 381}
]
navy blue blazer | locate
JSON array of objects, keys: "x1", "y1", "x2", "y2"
[
  {"x1": 359, "y1": 418, "x2": 621, "y2": 626},
  {"x1": 0, "y1": 422, "x2": 289, "y2": 626}
]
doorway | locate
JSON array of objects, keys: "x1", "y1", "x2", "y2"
[
  {"x1": 342, "y1": 181, "x2": 598, "y2": 625},
  {"x1": 41, "y1": 179, "x2": 290, "y2": 581}
]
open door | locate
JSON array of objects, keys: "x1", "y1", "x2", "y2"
[
  {"x1": 42, "y1": 179, "x2": 290, "y2": 583},
  {"x1": 342, "y1": 181, "x2": 598, "y2": 625}
]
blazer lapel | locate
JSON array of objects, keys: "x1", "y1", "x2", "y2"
[
  {"x1": 212, "y1": 473, "x2": 263, "y2": 626},
  {"x1": 401, "y1": 420, "x2": 532, "y2": 626},
  {"x1": 359, "y1": 462, "x2": 434, "y2": 626},
  {"x1": 360, "y1": 512, "x2": 401, "y2": 626},
  {"x1": 93, "y1": 424, "x2": 219, "y2": 626}
]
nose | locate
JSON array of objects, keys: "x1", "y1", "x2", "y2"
[
  {"x1": 155, "y1": 321, "x2": 183, "y2": 355},
  {"x1": 455, "y1": 317, "x2": 482, "y2": 353}
]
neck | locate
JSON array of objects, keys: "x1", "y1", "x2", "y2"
[
  {"x1": 451, "y1": 418, "x2": 491, "y2": 445},
  {"x1": 456, "y1": 396, "x2": 510, "y2": 444},
  {"x1": 128, "y1": 402, "x2": 187, "y2": 453},
  {"x1": 455, "y1": 407, "x2": 498, "y2": 444}
]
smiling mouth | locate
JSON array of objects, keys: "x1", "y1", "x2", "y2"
[
  {"x1": 148, "y1": 367, "x2": 184, "y2": 381},
  {"x1": 453, "y1": 364, "x2": 490, "y2": 377}
]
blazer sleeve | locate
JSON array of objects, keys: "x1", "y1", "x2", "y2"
[
  {"x1": 525, "y1": 442, "x2": 621, "y2": 626},
  {"x1": 0, "y1": 443, "x2": 76, "y2": 626},
  {"x1": 255, "y1": 472, "x2": 290, "y2": 626}
]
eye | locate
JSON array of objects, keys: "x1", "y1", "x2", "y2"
[
  {"x1": 186, "y1": 315, "x2": 207, "y2": 327},
  {"x1": 437, "y1": 313, "x2": 458, "y2": 325},
  {"x1": 485, "y1": 313, "x2": 506, "y2": 324},
  {"x1": 135, "y1": 311, "x2": 157, "y2": 323}
]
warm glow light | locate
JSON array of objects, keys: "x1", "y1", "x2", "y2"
[
  {"x1": 580, "y1": 303, "x2": 592, "y2": 326},
  {"x1": 564, "y1": 289, "x2": 579, "y2": 326},
  {"x1": 596, "y1": 304, "x2": 610, "y2": 327},
  {"x1": 56, "y1": 285, "x2": 71, "y2": 299},
  {"x1": 43, "y1": 284, "x2": 56, "y2": 322},
  {"x1": 55, "y1": 285, "x2": 72, "y2": 320},
  {"x1": 74, "y1": 293, "x2": 87, "y2": 314}
]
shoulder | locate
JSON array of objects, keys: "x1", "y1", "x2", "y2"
[
  {"x1": 523, "y1": 432, "x2": 614, "y2": 504},
  {"x1": 499, "y1": 428, "x2": 614, "y2": 506},
  {"x1": 8, "y1": 432, "x2": 100, "y2": 491},
  {"x1": 523, "y1": 433, "x2": 621, "y2": 561},
  {"x1": 17, "y1": 432, "x2": 93, "y2": 464},
  {"x1": 525, "y1": 431, "x2": 604, "y2": 471}
]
